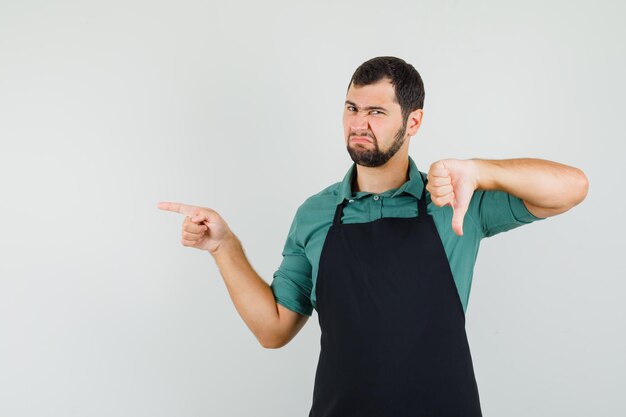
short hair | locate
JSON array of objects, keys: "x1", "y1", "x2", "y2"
[{"x1": 348, "y1": 56, "x2": 425, "y2": 121}]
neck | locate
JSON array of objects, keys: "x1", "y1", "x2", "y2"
[{"x1": 353, "y1": 153, "x2": 410, "y2": 194}]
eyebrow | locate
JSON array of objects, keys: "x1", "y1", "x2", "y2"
[{"x1": 345, "y1": 100, "x2": 389, "y2": 112}]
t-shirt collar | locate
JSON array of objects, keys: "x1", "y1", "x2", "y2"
[{"x1": 335, "y1": 156, "x2": 425, "y2": 204}]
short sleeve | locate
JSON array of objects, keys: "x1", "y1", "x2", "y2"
[
  {"x1": 467, "y1": 189, "x2": 546, "y2": 238},
  {"x1": 270, "y1": 208, "x2": 314, "y2": 316}
]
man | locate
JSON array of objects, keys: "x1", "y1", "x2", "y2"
[{"x1": 158, "y1": 56, "x2": 588, "y2": 416}]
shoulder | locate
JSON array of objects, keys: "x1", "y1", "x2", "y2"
[
  {"x1": 297, "y1": 181, "x2": 342, "y2": 214},
  {"x1": 290, "y1": 181, "x2": 341, "y2": 246}
]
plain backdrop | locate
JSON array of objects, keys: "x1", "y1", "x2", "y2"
[{"x1": 1, "y1": 0, "x2": 624, "y2": 416}]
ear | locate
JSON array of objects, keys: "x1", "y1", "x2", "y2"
[{"x1": 405, "y1": 109, "x2": 424, "y2": 136}]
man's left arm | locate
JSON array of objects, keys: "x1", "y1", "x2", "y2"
[{"x1": 427, "y1": 158, "x2": 589, "y2": 236}]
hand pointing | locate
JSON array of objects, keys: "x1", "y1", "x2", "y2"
[
  {"x1": 426, "y1": 159, "x2": 479, "y2": 236},
  {"x1": 157, "y1": 201, "x2": 234, "y2": 253}
]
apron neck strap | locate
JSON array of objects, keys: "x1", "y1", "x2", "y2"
[
  {"x1": 417, "y1": 171, "x2": 428, "y2": 219},
  {"x1": 333, "y1": 200, "x2": 346, "y2": 226}
]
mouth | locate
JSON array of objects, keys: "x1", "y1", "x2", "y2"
[{"x1": 350, "y1": 136, "x2": 373, "y2": 144}]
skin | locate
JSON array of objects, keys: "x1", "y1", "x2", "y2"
[{"x1": 157, "y1": 77, "x2": 589, "y2": 348}]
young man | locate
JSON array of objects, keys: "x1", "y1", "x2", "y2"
[{"x1": 158, "y1": 56, "x2": 588, "y2": 416}]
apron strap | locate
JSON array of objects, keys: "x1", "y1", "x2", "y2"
[
  {"x1": 333, "y1": 199, "x2": 346, "y2": 226},
  {"x1": 417, "y1": 171, "x2": 428, "y2": 219}
]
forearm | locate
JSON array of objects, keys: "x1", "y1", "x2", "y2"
[
  {"x1": 471, "y1": 158, "x2": 589, "y2": 214},
  {"x1": 209, "y1": 234, "x2": 282, "y2": 348}
]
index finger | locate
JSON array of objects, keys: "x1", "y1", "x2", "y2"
[{"x1": 157, "y1": 201, "x2": 198, "y2": 217}]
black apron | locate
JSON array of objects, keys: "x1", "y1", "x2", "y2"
[{"x1": 309, "y1": 172, "x2": 482, "y2": 417}]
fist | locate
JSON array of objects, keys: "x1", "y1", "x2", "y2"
[
  {"x1": 157, "y1": 201, "x2": 234, "y2": 253},
  {"x1": 426, "y1": 159, "x2": 479, "y2": 236}
]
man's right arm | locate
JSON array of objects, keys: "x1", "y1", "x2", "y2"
[
  {"x1": 211, "y1": 234, "x2": 309, "y2": 349},
  {"x1": 157, "y1": 201, "x2": 309, "y2": 349}
]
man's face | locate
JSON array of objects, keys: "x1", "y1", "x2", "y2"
[{"x1": 343, "y1": 78, "x2": 408, "y2": 167}]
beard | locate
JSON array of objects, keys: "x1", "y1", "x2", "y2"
[{"x1": 346, "y1": 120, "x2": 408, "y2": 168}]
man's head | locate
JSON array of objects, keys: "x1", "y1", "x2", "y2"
[{"x1": 344, "y1": 56, "x2": 425, "y2": 167}]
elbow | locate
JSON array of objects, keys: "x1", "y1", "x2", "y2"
[
  {"x1": 260, "y1": 342, "x2": 284, "y2": 349},
  {"x1": 543, "y1": 168, "x2": 589, "y2": 217},
  {"x1": 570, "y1": 168, "x2": 589, "y2": 207},
  {"x1": 257, "y1": 333, "x2": 287, "y2": 349},
  {"x1": 259, "y1": 338, "x2": 286, "y2": 350}
]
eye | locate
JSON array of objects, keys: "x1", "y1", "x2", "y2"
[{"x1": 347, "y1": 106, "x2": 357, "y2": 112}]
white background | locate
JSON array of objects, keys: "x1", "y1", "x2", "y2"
[{"x1": 1, "y1": 0, "x2": 624, "y2": 416}]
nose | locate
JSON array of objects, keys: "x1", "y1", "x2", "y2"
[{"x1": 349, "y1": 110, "x2": 369, "y2": 132}]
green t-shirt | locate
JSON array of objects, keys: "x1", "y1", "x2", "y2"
[{"x1": 270, "y1": 156, "x2": 544, "y2": 316}]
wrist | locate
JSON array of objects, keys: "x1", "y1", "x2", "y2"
[
  {"x1": 209, "y1": 232, "x2": 240, "y2": 257},
  {"x1": 469, "y1": 159, "x2": 498, "y2": 190}
]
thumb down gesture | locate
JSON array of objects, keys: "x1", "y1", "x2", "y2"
[{"x1": 426, "y1": 159, "x2": 479, "y2": 236}]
